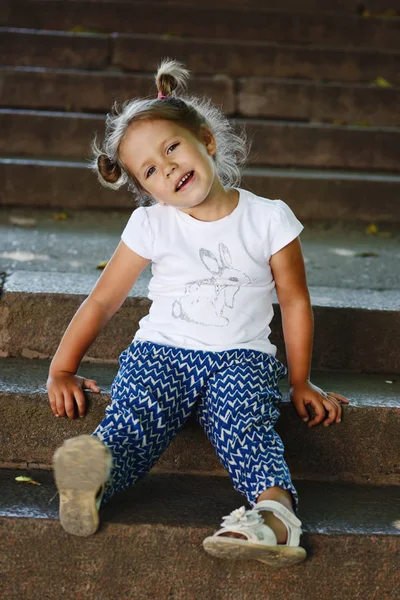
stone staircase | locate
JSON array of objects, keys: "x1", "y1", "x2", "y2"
[{"x1": 1, "y1": 1, "x2": 399, "y2": 598}]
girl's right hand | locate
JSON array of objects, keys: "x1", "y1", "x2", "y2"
[{"x1": 46, "y1": 372, "x2": 101, "y2": 419}]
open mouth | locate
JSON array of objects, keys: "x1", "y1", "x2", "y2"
[{"x1": 176, "y1": 171, "x2": 195, "y2": 192}]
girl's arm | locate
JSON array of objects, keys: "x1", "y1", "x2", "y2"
[
  {"x1": 270, "y1": 237, "x2": 349, "y2": 428},
  {"x1": 47, "y1": 241, "x2": 150, "y2": 418}
]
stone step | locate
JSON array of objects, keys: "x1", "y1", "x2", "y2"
[
  {"x1": 1, "y1": 358, "x2": 399, "y2": 485},
  {"x1": 1, "y1": 469, "x2": 399, "y2": 599},
  {"x1": 3, "y1": 28, "x2": 400, "y2": 84},
  {"x1": 1, "y1": 1, "x2": 399, "y2": 49},
  {"x1": 1, "y1": 157, "x2": 400, "y2": 221},
  {"x1": 1, "y1": 269, "x2": 399, "y2": 373},
  {"x1": 2, "y1": 208, "x2": 399, "y2": 288},
  {"x1": 238, "y1": 77, "x2": 400, "y2": 126},
  {"x1": 0, "y1": 66, "x2": 233, "y2": 113},
  {"x1": 1, "y1": 67, "x2": 398, "y2": 126},
  {"x1": 2, "y1": 109, "x2": 399, "y2": 172},
  {"x1": 47, "y1": 0, "x2": 400, "y2": 12}
]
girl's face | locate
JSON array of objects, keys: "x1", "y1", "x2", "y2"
[{"x1": 119, "y1": 119, "x2": 219, "y2": 209}]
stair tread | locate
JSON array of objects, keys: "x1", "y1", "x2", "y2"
[
  {"x1": 1, "y1": 357, "x2": 398, "y2": 407},
  {"x1": 1, "y1": 468, "x2": 399, "y2": 535},
  {"x1": 2, "y1": 0, "x2": 400, "y2": 50},
  {"x1": 3, "y1": 64, "x2": 400, "y2": 88},
  {"x1": 1, "y1": 205, "x2": 399, "y2": 291},
  {"x1": 2, "y1": 107, "x2": 400, "y2": 132},
  {"x1": 3, "y1": 156, "x2": 400, "y2": 181},
  {"x1": 3, "y1": 269, "x2": 400, "y2": 311}
]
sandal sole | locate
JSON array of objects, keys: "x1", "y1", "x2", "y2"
[
  {"x1": 203, "y1": 536, "x2": 307, "y2": 567},
  {"x1": 53, "y1": 435, "x2": 112, "y2": 537}
]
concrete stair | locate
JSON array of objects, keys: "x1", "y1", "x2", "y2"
[
  {"x1": 2, "y1": 1, "x2": 400, "y2": 49},
  {"x1": 1, "y1": 66, "x2": 399, "y2": 127},
  {"x1": 3, "y1": 158, "x2": 400, "y2": 220},
  {"x1": 2, "y1": 28, "x2": 400, "y2": 83},
  {"x1": 1, "y1": 6, "x2": 400, "y2": 217},
  {"x1": 1, "y1": 469, "x2": 400, "y2": 599},
  {"x1": 1, "y1": 269, "x2": 399, "y2": 371},
  {"x1": 2, "y1": 110, "x2": 400, "y2": 171},
  {"x1": 1, "y1": 1, "x2": 400, "y2": 597},
  {"x1": 1, "y1": 358, "x2": 399, "y2": 487}
]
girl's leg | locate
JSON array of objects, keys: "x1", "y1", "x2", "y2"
[
  {"x1": 196, "y1": 349, "x2": 298, "y2": 542},
  {"x1": 92, "y1": 341, "x2": 213, "y2": 505},
  {"x1": 54, "y1": 341, "x2": 213, "y2": 535}
]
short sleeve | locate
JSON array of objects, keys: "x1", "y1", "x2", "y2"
[
  {"x1": 121, "y1": 207, "x2": 153, "y2": 259},
  {"x1": 269, "y1": 200, "x2": 304, "y2": 256}
]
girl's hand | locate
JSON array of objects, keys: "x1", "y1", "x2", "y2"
[
  {"x1": 46, "y1": 372, "x2": 101, "y2": 419},
  {"x1": 290, "y1": 380, "x2": 350, "y2": 428}
]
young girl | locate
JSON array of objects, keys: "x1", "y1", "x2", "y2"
[{"x1": 47, "y1": 58, "x2": 349, "y2": 568}]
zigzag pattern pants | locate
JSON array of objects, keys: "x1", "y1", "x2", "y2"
[{"x1": 92, "y1": 340, "x2": 299, "y2": 513}]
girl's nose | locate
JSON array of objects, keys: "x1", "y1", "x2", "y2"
[{"x1": 165, "y1": 163, "x2": 176, "y2": 178}]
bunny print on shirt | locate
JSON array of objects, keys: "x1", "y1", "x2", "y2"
[{"x1": 172, "y1": 243, "x2": 252, "y2": 327}]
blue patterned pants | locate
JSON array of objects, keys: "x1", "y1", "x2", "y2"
[{"x1": 92, "y1": 340, "x2": 299, "y2": 513}]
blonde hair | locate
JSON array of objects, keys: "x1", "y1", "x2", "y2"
[{"x1": 91, "y1": 58, "x2": 250, "y2": 205}]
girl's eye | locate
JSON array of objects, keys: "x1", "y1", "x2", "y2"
[
  {"x1": 146, "y1": 167, "x2": 155, "y2": 179},
  {"x1": 168, "y1": 143, "x2": 179, "y2": 154}
]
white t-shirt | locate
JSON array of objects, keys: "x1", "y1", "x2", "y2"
[{"x1": 121, "y1": 187, "x2": 303, "y2": 356}]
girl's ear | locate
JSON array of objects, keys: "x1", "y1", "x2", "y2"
[{"x1": 199, "y1": 125, "x2": 217, "y2": 156}]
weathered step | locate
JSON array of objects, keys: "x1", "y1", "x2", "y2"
[
  {"x1": 3, "y1": 28, "x2": 400, "y2": 84},
  {"x1": 2, "y1": 158, "x2": 400, "y2": 221},
  {"x1": 2, "y1": 110, "x2": 400, "y2": 172},
  {"x1": 0, "y1": 270, "x2": 399, "y2": 372},
  {"x1": 2, "y1": 67, "x2": 398, "y2": 126},
  {"x1": 40, "y1": 0, "x2": 400, "y2": 13},
  {"x1": 1, "y1": 469, "x2": 399, "y2": 599},
  {"x1": 1, "y1": 1, "x2": 400, "y2": 49},
  {"x1": 0, "y1": 27, "x2": 111, "y2": 70},
  {"x1": 2, "y1": 208, "x2": 399, "y2": 289},
  {"x1": 238, "y1": 77, "x2": 400, "y2": 126},
  {"x1": 0, "y1": 66, "x2": 233, "y2": 114},
  {"x1": 1, "y1": 357, "x2": 399, "y2": 485},
  {"x1": 113, "y1": 35, "x2": 400, "y2": 84}
]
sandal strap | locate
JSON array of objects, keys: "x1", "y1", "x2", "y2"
[
  {"x1": 213, "y1": 522, "x2": 277, "y2": 545},
  {"x1": 213, "y1": 505, "x2": 279, "y2": 545},
  {"x1": 254, "y1": 500, "x2": 302, "y2": 547}
]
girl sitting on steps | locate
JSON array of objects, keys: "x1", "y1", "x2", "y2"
[{"x1": 46, "y1": 58, "x2": 349, "y2": 568}]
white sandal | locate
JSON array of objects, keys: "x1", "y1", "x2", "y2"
[{"x1": 203, "y1": 501, "x2": 307, "y2": 567}]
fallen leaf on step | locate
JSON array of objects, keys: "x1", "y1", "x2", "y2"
[
  {"x1": 362, "y1": 9, "x2": 400, "y2": 18},
  {"x1": 161, "y1": 32, "x2": 182, "y2": 39},
  {"x1": 365, "y1": 223, "x2": 378, "y2": 235},
  {"x1": 97, "y1": 261, "x2": 108, "y2": 269},
  {"x1": 350, "y1": 121, "x2": 371, "y2": 127},
  {"x1": 52, "y1": 213, "x2": 69, "y2": 221},
  {"x1": 15, "y1": 476, "x2": 41, "y2": 486},
  {"x1": 371, "y1": 77, "x2": 392, "y2": 88},
  {"x1": 69, "y1": 25, "x2": 103, "y2": 34},
  {"x1": 69, "y1": 25, "x2": 87, "y2": 32},
  {"x1": 9, "y1": 216, "x2": 37, "y2": 227}
]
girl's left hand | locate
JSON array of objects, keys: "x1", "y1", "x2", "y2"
[{"x1": 290, "y1": 380, "x2": 350, "y2": 428}]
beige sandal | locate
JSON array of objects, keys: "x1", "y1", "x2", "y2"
[
  {"x1": 203, "y1": 501, "x2": 307, "y2": 568},
  {"x1": 53, "y1": 435, "x2": 112, "y2": 537}
]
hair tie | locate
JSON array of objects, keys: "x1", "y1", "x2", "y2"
[{"x1": 157, "y1": 92, "x2": 168, "y2": 99}]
